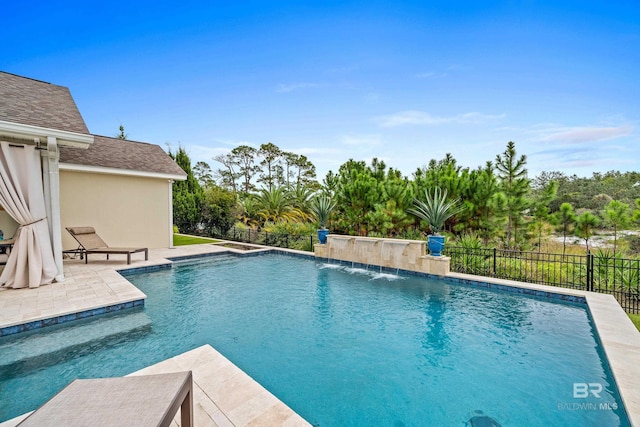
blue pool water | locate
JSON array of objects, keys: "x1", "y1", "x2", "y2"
[{"x1": 0, "y1": 254, "x2": 630, "y2": 425}]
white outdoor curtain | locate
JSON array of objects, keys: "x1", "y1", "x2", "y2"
[{"x1": 0, "y1": 141, "x2": 57, "y2": 288}]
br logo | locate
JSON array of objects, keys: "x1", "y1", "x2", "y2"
[{"x1": 573, "y1": 383, "x2": 603, "y2": 398}]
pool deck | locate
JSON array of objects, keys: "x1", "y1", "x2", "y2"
[{"x1": 1, "y1": 242, "x2": 639, "y2": 426}]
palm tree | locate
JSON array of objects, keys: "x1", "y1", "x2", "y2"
[
  {"x1": 288, "y1": 184, "x2": 315, "y2": 220},
  {"x1": 238, "y1": 195, "x2": 260, "y2": 227},
  {"x1": 254, "y1": 187, "x2": 305, "y2": 223}
]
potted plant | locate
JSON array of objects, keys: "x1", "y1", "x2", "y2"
[
  {"x1": 311, "y1": 195, "x2": 336, "y2": 244},
  {"x1": 407, "y1": 187, "x2": 462, "y2": 256}
]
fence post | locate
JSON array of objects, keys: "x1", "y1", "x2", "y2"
[
  {"x1": 586, "y1": 251, "x2": 594, "y2": 292},
  {"x1": 310, "y1": 235, "x2": 313, "y2": 249},
  {"x1": 493, "y1": 248, "x2": 497, "y2": 276},
  {"x1": 265, "y1": 232, "x2": 269, "y2": 246}
]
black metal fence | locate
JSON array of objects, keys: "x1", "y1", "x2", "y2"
[
  {"x1": 445, "y1": 246, "x2": 640, "y2": 314},
  {"x1": 212, "y1": 227, "x2": 317, "y2": 252}
]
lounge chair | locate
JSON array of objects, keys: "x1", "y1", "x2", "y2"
[
  {"x1": 0, "y1": 237, "x2": 15, "y2": 266},
  {"x1": 66, "y1": 226, "x2": 148, "y2": 264}
]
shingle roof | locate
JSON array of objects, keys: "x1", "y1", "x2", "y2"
[
  {"x1": 60, "y1": 135, "x2": 187, "y2": 178},
  {"x1": 2, "y1": 72, "x2": 186, "y2": 179},
  {"x1": 0, "y1": 72, "x2": 89, "y2": 134}
]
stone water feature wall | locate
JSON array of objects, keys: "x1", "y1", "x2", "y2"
[{"x1": 314, "y1": 235, "x2": 450, "y2": 277}]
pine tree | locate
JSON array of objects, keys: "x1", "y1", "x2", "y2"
[
  {"x1": 552, "y1": 202, "x2": 577, "y2": 256},
  {"x1": 459, "y1": 162, "x2": 501, "y2": 244},
  {"x1": 258, "y1": 142, "x2": 283, "y2": 191},
  {"x1": 530, "y1": 180, "x2": 558, "y2": 249},
  {"x1": 172, "y1": 147, "x2": 203, "y2": 234},
  {"x1": 116, "y1": 124, "x2": 127, "y2": 140},
  {"x1": 495, "y1": 141, "x2": 530, "y2": 249},
  {"x1": 334, "y1": 160, "x2": 381, "y2": 235},
  {"x1": 603, "y1": 200, "x2": 630, "y2": 255},
  {"x1": 576, "y1": 212, "x2": 600, "y2": 253},
  {"x1": 193, "y1": 161, "x2": 214, "y2": 188}
]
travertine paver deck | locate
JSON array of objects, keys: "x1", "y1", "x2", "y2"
[
  {"x1": 0, "y1": 243, "x2": 244, "y2": 331},
  {"x1": 0, "y1": 260, "x2": 146, "y2": 331}
]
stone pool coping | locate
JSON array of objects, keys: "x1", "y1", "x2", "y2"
[{"x1": 0, "y1": 242, "x2": 638, "y2": 426}]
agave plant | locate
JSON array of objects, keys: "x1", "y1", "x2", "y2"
[
  {"x1": 310, "y1": 195, "x2": 336, "y2": 229},
  {"x1": 407, "y1": 187, "x2": 463, "y2": 235}
]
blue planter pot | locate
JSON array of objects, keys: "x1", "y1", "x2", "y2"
[
  {"x1": 317, "y1": 229, "x2": 329, "y2": 244},
  {"x1": 427, "y1": 235, "x2": 445, "y2": 256}
]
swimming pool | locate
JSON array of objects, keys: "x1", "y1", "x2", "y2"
[{"x1": 0, "y1": 253, "x2": 630, "y2": 425}]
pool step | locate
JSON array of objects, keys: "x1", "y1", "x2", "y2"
[{"x1": 0, "y1": 310, "x2": 151, "y2": 372}]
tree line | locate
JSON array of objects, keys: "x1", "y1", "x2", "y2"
[
  {"x1": 170, "y1": 141, "x2": 640, "y2": 255},
  {"x1": 195, "y1": 142, "x2": 318, "y2": 193}
]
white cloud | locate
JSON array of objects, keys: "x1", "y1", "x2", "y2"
[
  {"x1": 540, "y1": 125, "x2": 633, "y2": 144},
  {"x1": 275, "y1": 82, "x2": 320, "y2": 93},
  {"x1": 327, "y1": 65, "x2": 358, "y2": 74},
  {"x1": 377, "y1": 111, "x2": 444, "y2": 127},
  {"x1": 364, "y1": 92, "x2": 381, "y2": 102},
  {"x1": 376, "y1": 110, "x2": 505, "y2": 127},
  {"x1": 211, "y1": 139, "x2": 257, "y2": 148},
  {"x1": 341, "y1": 134, "x2": 382, "y2": 146},
  {"x1": 456, "y1": 112, "x2": 506, "y2": 123},
  {"x1": 292, "y1": 146, "x2": 344, "y2": 156},
  {"x1": 181, "y1": 140, "x2": 261, "y2": 166},
  {"x1": 414, "y1": 72, "x2": 438, "y2": 78},
  {"x1": 183, "y1": 144, "x2": 229, "y2": 159}
]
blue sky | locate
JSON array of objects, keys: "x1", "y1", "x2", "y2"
[{"x1": 3, "y1": 1, "x2": 639, "y2": 181}]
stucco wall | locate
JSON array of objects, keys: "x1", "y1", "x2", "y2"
[
  {"x1": 60, "y1": 170, "x2": 171, "y2": 249},
  {"x1": 0, "y1": 211, "x2": 18, "y2": 240}
]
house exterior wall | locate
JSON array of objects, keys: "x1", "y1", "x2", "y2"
[
  {"x1": 0, "y1": 211, "x2": 19, "y2": 240},
  {"x1": 60, "y1": 170, "x2": 171, "y2": 249}
]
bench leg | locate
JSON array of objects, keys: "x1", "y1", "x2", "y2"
[{"x1": 181, "y1": 389, "x2": 193, "y2": 427}]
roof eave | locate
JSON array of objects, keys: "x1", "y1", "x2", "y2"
[
  {"x1": 60, "y1": 162, "x2": 188, "y2": 181},
  {"x1": 0, "y1": 120, "x2": 93, "y2": 148}
]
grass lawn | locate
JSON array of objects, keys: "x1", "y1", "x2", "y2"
[
  {"x1": 629, "y1": 313, "x2": 640, "y2": 332},
  {"x1": 173, "y1": 234, "x2": 220, "y2": 246}
]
